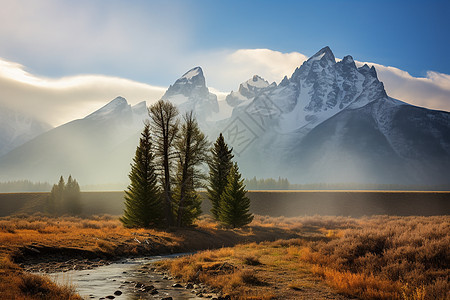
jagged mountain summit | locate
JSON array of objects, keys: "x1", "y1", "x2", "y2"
[
  {"x1": 222, "y1": 46, "x2": 450, "y2": 185},
  {"x1": 229, "y1": 46, "x2": 390, "y2": 134},
  {"x1": 225, "y1": 75, "x2": 274, "y2": 107},
  {"x1": 0, "y1": 105, "x2": 52, "y2": 157},
  {"x1": 162, "y1": 67, "x2": 219, "y2": 121}
]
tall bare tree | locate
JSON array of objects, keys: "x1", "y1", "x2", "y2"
[
  {"x1": 174, "y1": 111, "x2": 209, "y2": 226},
  {"x1": 148, "y1": 100, "x2": 179, "y2": 227}
]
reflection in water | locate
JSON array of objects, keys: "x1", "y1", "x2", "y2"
[{"x1": 48, "y1": 255, "x2": 205, "y2": 300}]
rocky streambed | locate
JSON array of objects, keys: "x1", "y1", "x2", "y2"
[{"x1": 27, "y1": 255, "x2": 228, "y2": 300}]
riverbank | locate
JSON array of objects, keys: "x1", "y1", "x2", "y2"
[{"x1": 0, "y1": 214, "x2": 302, "y2": 299}]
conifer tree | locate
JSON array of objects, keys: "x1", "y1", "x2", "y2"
[
  {"x1": 174, "y1": 111, "x2": 209, "y2": 226},
  {"x1": 48, "y1": 176, "x2": 65, "y2": 214},
  {"x1": 120, "y1": 123, "x2": 162, "y2": 228},
  {"x1": 207, "y1": 133, "x2": 233, "y2": 220},
  {"x1": 149, "y1": 100, "x2": 179, "y2": 227},
  {"x1": 219, "y1": 162, "x2": 253, "y2": 228},
  {"x1": 64, "y1": 175, "x2": 82, "y2": 215}
]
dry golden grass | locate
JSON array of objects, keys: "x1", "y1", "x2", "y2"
[
  {"x1": 157, "y1": 215, "x2": 450, "y2": 300},
  {"x1": 0, "y1": 255, "x2": 81, "y2": 300},
  {"x1": 302, "y1": 216, "x2": 449, "y2": 300},
  {"x1": 156, "y1": 240, "x2": 344, "y2": 299}
]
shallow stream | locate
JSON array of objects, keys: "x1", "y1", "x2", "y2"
[{"x1": 47, "y1": 255, "x2": 209, "y2": 300}]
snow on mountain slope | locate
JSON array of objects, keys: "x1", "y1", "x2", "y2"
[
  {"x1": 85, "y1": 96, "x2": 130, "y2": 120},
  {"x1": 85, "y1": 96, "x2": 148, "y2": 128},
  {"x1": 225, "y1": 75, "x2": 273, "y2": 107},
  {"x1": 239, "y1": 47, "x2": 390, "y2": 133},
  {"x1": 162, "y1": 67, "x2": 219, "y2": 121},
  {"x1": 0, "y1": 105, "x2": 52, "y2": 157}
]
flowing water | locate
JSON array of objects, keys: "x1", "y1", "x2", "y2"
[{"x1": 47, "y1": 255, "x2": 208, "y2": 300}]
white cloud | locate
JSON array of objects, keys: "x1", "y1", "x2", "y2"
[
  {"x1": 197, "y1": 49, "x2": 308, "y2": 92},
  {"x1": 355, "y1": 61, "x2": 450, "y2": 112},
  {"x1": 0, "y1": 58, "x2": 165, "y2": 126}
]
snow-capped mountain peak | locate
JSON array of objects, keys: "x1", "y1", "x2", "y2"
[
  {"x1": 342, "y1": 55, "x2": 355, "y2": 64},
  {"x1": 162, "y1": 67, "x2": 218, "y2": 121},
  {"x1": 244, "y1": 75, "x2": 270, "y2": 89},
  {"x1": 181, "y1": 66, "x2": 203, "y2": 80},
  {"x1": 226, "y1": 75, "x2": 272, "y2": 107},
  {"x1": 358, "y1": 64, "x2": 378, "y2": 78},
  {"x1": 84, "y1": 97, "x2": 149, "y2": 128},
  {"x1": 85, "y1": 96, "x2": 130, "y2": 120},
  {"x1": 307, "y1": 46, "x2": 335, "y2": 64}
]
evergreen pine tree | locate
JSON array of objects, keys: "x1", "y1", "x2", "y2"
[
  {"x1": 219, "y1": 162, "x2": 253, "y2": 228},
  {"x1": 64, "y1": 175, "x2": 82, "y2": 215},
  {"x1": 120, "y1": 123, "x2": 162, "y2": 228},
  {"x1": 174, "y1": 111, "x2": 209, "y2": 226},
  {"x1": 52, "y1": 176, "x2": 65, "y2": 214},
  {"x1": 207, "y1": 133, "x2": 233, "y2": 220}
]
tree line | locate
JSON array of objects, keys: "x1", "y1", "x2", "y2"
[
  {"x1": 0, "y1": 180, "x2": 51, "y2": 192},
  {"x1": 244, "y1": 177, "x2": 290, "y2": 190},
  {"x1": 47, "y1": 175, "x2": 82, "y2": 215},
  {"x1": 121, "y1": 100, "x2": 252, "y2": 229},
  {"x1": 244, "y1": 178, "x2": 450, "y2": 191}
]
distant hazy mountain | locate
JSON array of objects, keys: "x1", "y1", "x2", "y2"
[
  {"x1": 0, "y1": 97, "x2": 147, "y2": 184},
  {"x1": 1, "y1": 47, "x2": 449, "y2": 186},
  {"x1": 0, "y1": 105, "x2": 52, "y2": 157}
]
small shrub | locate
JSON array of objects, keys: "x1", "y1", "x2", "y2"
[
  {"x1": 240, "y1": 269, "x2": 265, "y2": 285},
  {"x1": 243, "y1": 256, "x2": 262, "y2": 266}
]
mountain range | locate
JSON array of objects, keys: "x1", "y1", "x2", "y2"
[{"x1": 0, "y1": 46, "x2": 448, "y2": 186}]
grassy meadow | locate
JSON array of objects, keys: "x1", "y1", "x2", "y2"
[{"x1": 0, "y1": 191, "x2": 448, "y2": 299}]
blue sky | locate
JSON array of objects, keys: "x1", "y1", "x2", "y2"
[
  {"x1": 0, "y1": 0, "x2": 449, "y2": 125},
  {"x1": 1, "y1": 0, "x2": 449, "y2": 83},
  {"x1": 194, "y1": 0, "x2": 449, "y2": 76}
]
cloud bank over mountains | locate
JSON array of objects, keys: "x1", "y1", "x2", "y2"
[
  {"x1": 1, "y1": 48, "x2": 449, "y2": 126},
  {"x1": 0, "y1": 58, "x2": 165, "y2": 126}
]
